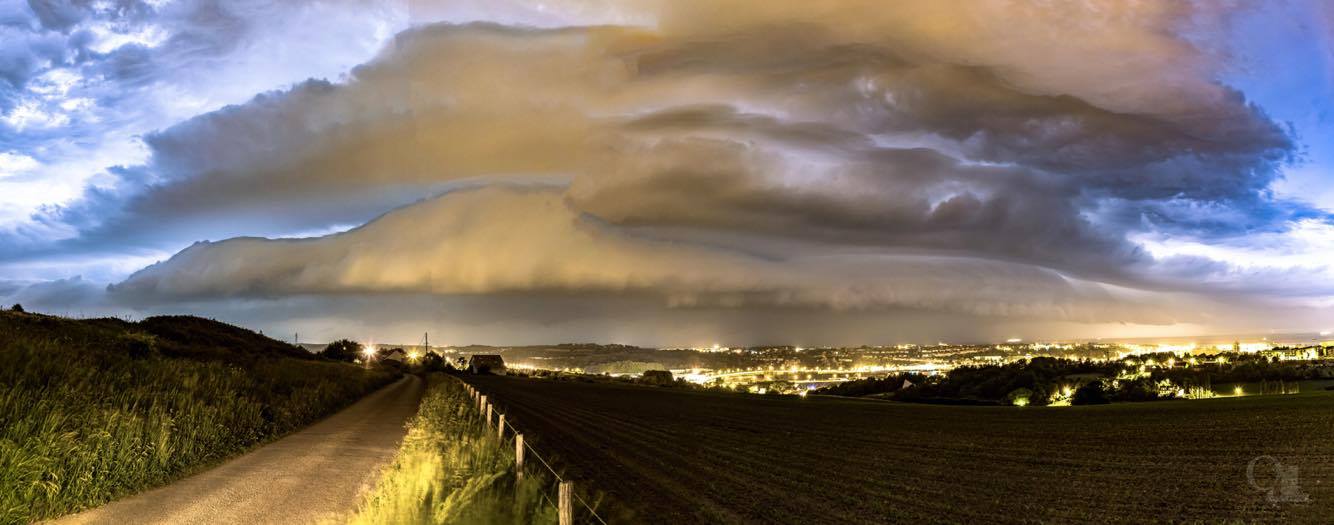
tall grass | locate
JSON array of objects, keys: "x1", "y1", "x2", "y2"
[
  {"x1": 347, "y1": 375, "x2": 556, "y2": 524},
  {"x1": 0, "y1": 335, "x2": 395, "y2": 524}
]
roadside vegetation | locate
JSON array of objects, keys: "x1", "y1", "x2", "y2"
[
  {"x1": 348, "y1": 374, "x2": 555, "y2": 524},
  {"x1": 0, "y1": 309, "x2": 396, "y2": 524}
]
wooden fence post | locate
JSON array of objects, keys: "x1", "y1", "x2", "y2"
[
  {"x1": 497, "y1": 414, "x2": 506, "y2": 440},
  {"x1": 558, "y1": 481, "x2": 573, "y2": 525},
  {"x1": 515, "y1": 433, "x2": 525, "y2": 480},
  {"x1": 486, "y1": 403, "x2": 493, "y2": 427}
]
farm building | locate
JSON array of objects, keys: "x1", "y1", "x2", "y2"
[
  {"x1": 380, "y1": 348, "x2": 407, "y2": 362},
  {"x1": 466, "y1": 354, "x2": 506, "y2": 374}
]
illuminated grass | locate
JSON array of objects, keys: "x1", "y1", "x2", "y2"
[
  {"x1": 348, "y1": 375, "x2": 556, "y2": 525},
  {"x1": 0, "y1": 317, "x2": 395, "y2": 524}
]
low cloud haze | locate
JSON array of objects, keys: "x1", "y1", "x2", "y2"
[{"x1": 3, "y1": 1, "x2": 1333, "y2": 344}]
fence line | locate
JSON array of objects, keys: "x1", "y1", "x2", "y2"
[{"x1": 461, "y1": 381, "x2": 608, "y2": 525}]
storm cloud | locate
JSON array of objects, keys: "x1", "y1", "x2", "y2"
[{"x1": 4, "y1": 0, "x2": 1333, "y2": 343}]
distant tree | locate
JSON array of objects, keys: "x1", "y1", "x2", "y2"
[
  {"x1": 1027, "y1": 384, "x2": 1053, "y2": 406},
  {"x1": 321, "y1": 339, "x2": 363, "y2": 362},
  {"x1": 1004, "y1": 387, "x2": 1034, "y2": 406},
  {"x1": 421, "y1": 352, "x2": 445, "y2": 371},
  {"x1": 9, "y1": 303, "x2": 23, "y2": 312},
  {"x1": 1111, "y1": 378, "x2": 1158, "y2": 402},
  {"x1": 640, "y1": 370, "x2": 675, "y2": 386},
  {"x1": 1071, "y1": 380, "x2": 1111, "y2": 405}
]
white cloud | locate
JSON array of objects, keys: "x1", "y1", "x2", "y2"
[
  {"x1": 3, "y1": 98, "x2": 68, "y2": 130},
  {"x1": 0, "y1": 152, "x2": 39, "y2": 179},
  {"x1": 87, "y1": 23, "x2": 170, "y2": 54}
]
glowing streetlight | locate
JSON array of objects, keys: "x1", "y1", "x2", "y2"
[
  {"x1": 362, "y1": 345, "x2": 377, "y2": 360},
  {"x1": 408, "y1": 351, "x2": 421, "y2": 362}
]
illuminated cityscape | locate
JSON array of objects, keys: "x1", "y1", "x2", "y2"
[{"x1": 417, "y1": 334, "x2": 1334, "y2": 399}]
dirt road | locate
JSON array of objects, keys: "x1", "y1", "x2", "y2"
[{"x1": 55, "y1": 374, "x2": 424, "y2": 525}]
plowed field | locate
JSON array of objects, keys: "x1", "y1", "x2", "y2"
[{"x1": 466, "y1": 375, "x2": 1333, "y2": 524}]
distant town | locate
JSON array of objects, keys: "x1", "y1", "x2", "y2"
[{"x1": 308, "y1": 332, "x2": 1334, "y2": 400}]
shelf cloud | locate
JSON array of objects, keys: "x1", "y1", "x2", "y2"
[{"x1": 3, "y1": 0, "x2": 1332, "y2": 343}]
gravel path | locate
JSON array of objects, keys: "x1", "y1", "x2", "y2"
[{"x1": 54, "y1": 374, "x2": 424, "y2": 525}]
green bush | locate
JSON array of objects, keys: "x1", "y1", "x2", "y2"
[
  {"x1": 1071, "y1": 380, "x2": 1111, "y2": 405},
  {"x1": 114, "y1": 332, "x2": 158, "y2": 359},
  {"x1": 1004, "y1": 387, "x2": 1034, "y2": 406}
]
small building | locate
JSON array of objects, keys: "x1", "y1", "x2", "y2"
[
  {"x1": 466, "y1": 354, "x2": 506, "y2": 374},
  {"x1": 381, "y1": 348, "x2": 407, "y2": 362}
]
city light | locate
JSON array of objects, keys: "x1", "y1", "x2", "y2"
[{"x1": 514, "y1": 337, "x2": 1328, "y2": 398}]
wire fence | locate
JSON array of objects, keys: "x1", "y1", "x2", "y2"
[{"x1": 463, "y1": 382, "x2": 608, "y2": 525}]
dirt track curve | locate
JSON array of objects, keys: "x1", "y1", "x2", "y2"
[{"x1": 54, "y1": 375, "x2": 424, "y2": 525}]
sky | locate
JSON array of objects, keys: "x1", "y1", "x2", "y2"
[{"x1": 1, "y1": 0, "x2": 1332, "y2": 346}]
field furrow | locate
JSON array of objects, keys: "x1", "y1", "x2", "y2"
[{"x1": 467, "y1": 376, "x2": 1334, "y2": 524}]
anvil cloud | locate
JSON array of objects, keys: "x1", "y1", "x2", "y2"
[{"x1": 3, "y1": 0, "x2": 1333, "y2": 344}]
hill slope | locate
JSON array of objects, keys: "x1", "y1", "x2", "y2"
[
  {"x1": 0, "y1": 310, "x2": 313, "y2": 362},
  {"x1": 0, "y1": 310, "x2": 396, "y2": 523}
]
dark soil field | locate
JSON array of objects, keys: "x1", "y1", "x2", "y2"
[{"x1": 465, "y1": 375, "x2": 1334, "y2": 524}]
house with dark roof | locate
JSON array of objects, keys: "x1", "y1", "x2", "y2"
[{"x1": 466, "y1": 354, "x2": 506, "y2": 374}]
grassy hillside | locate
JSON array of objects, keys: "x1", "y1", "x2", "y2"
[
  {"x1": 468, "y1": 374, "x2": 1334, "y2": 523},
  {"x1": 0, "y1": 311, "x2": 315, "y2": 363},
  {"x1": 0, "y1": 310, "x2": 396, "y2": 524}
]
